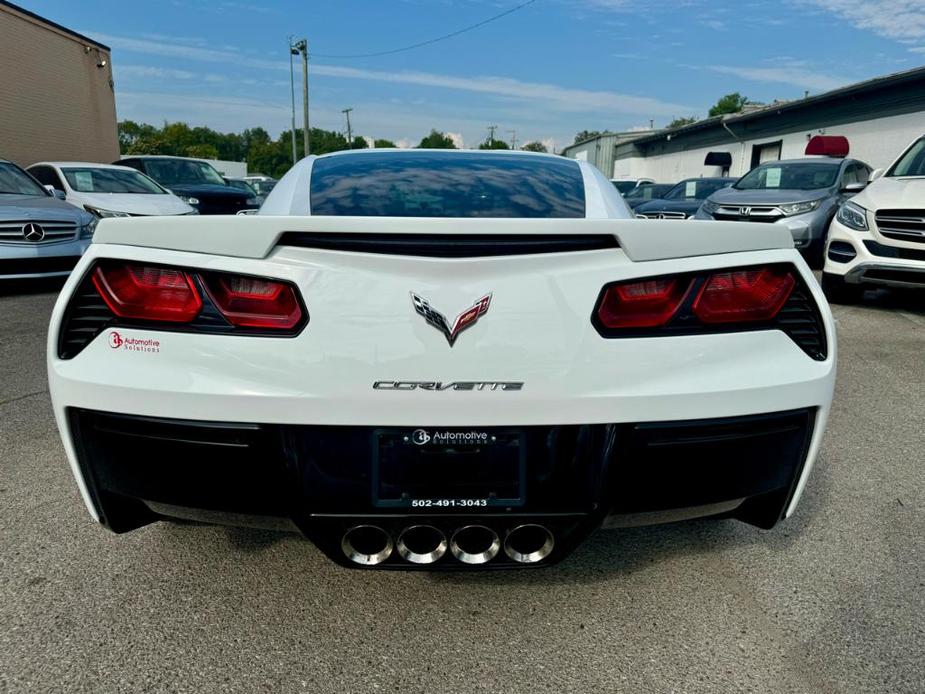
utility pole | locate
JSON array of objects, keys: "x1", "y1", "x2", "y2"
[
  {"x1": 487, "y1": 124, "x2": 498, "y2": 145},
  {"x1": 508, "y1": 129, "x2": 517, "y2": 149},
  {"x1": 342, "y1": 107, "x2": 353, "y2": 146},
  {"x1": 293, "y1": 38, "x2": 309, "y2": 157},
  {"x1": 288, "y1": 37, "x2": 298, "y2": 165}
]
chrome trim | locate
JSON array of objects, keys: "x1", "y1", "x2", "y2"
[
  {"x1": 0, "y1": 219, "x2": 78, "y2": 244},
  {"x1": 503, "y1": 524, "x2": 554, "y2": 564},
  {"x1": 341, "y1": 525, "x2": 393, "y2": 566},
  {"x1": 449, "y1": 525, "x2": 500, "y2": 565},
  {"x1": 396, "y1": 525, "x2": 448, "y2": 565},
  {"x1": 844, "y1": 263, "x2": 925, "y2": 288}
]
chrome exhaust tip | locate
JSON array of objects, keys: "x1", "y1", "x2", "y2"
[
  {"x1": 450, "y1": 525, "x2": 500, "y2": 565},
  {"x1": 341, "y1": 525, "x2": 393, "y2": 566},
  {"x1": 397, "y1": 525, "x2": 447, "y2": 565},
  {"x1": 503, "y1": 524, "x2": 554, "y2": 564}
]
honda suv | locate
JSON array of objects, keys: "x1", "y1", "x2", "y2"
[
  {"x1": 695, "y1": 157, "x2": 871, "y2": 266},
  {"x1": 821, "y1": 135, "x2": 925, "y2": 302}
]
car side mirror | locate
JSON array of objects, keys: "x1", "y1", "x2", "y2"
[
  {"x1": 44, "y1": 185, "x2": 66, "y2": 200},
  {"x1": 869, "y1": 168, "x2": 884, "y2": 182},
  {"x1": 841, "y1": 182, "x2": 866, "y2": 193}
]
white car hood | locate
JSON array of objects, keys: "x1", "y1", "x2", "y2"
[
  {"x1": 71, "y1": 192, "x2": 193, "y2": 216},
  {"x1": 853, "y1": 176, "x2": 925, "y2": 210}
]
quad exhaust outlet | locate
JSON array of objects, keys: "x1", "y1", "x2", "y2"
[
  {"x1": 504, "y1": 524, "x2": 555, "y2": 564},
  {"x1": 341, "y1": 525, "x2": 393, "y2": 566},
  {"x1": 449, "y1": 525, "x2": 501, "y2": 565},
  {"x1": 397, "y1": 525, "x2": 448, "y2": 564}
]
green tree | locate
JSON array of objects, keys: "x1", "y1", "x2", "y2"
[
  {"x1": 667, "y1": 116, "x2": 697, "y2": 128},
  {"x1": 521, "y1": 141, "x2": 547, "y2": 153},
  {"x1": 374, "y1": 138, "x2": 397, "y2": 148},
  {"x1": 708, "y1": 93, "x2": 749, "y2": 117},
  {"x1": 417, "y1": 130, "x2": 457, "y2": 149},
  {"x1": 478, "y1": 138, "x2": 510, "y2": 150},
  {"x1": 350, "y1": 136, "x2": 369, "y2": 150},
  {"x1": 573, "y1": 130, "x2": 602, "y2": 144},
  {"x1": 186, "y1": 144, "x2": 220, "y2": 159}
]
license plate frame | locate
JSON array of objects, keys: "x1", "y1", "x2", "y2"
[{"x1": 372, "y1": 428, "x2": 526, "y2": 509}]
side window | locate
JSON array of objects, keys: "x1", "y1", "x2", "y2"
[
  {"x1": 30, "y1": 166, "x2": 65, "y2": 190},
  {"x1": 121, "y1": 159, "x2": 142, "y2": 173}
]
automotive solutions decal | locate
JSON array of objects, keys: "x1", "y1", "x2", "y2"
[{"x1": 108, "y1": 331, "x2": 160, "y2": 354}]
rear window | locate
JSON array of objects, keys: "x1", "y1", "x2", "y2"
[{"x1": 309, "y1": 151, "x2": 585, "y2": 218}]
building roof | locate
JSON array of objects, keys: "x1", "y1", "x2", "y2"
[
  {"x1": 0, "y1": 1, "x2": 110, "y2": 51},
  {"x1": 628, "y1": 65, "x2": 925, "y2": 146}
]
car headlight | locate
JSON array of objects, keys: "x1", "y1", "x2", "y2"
[
  {"x1": 836, "y1": 201, "x2": 868, "y2": 231},
  {"x1": 779, "y1": 199, "x2": 821, "y2": 216},
  {"x1": 79, "y1": 217, "x2": 98, "y2": 239},
  {"x1": 245, "y1": 196, "x2": 259, "y2": 206},
  {"x1": 700, "y1": 199, "x2": 720, "y2": 215},
  {"x1": 177, "y1": 195, "x2": 200, "y2": 206},
  {"x1": 84, "y1": 204, "x2": 131, "y2": 219}
]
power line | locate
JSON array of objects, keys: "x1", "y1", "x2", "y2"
[{"x1": 309, "y1": 0, "x2": 537, "y2": 59}]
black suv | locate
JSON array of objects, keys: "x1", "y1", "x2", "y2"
[{"x1": 116, "y1": 156, "x2": 258, "y2": 215}]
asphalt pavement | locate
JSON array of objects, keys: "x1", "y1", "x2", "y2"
[{"x1": 0, "y1": 278, "x2": 922, "y2": 693}]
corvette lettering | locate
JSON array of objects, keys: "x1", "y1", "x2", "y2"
[
  {"x1": 411, "y1": 292, "x2": 491, "y2": 347},
  {"x1": 373, "y1": 381, "x2": 523, "y2": 391}
]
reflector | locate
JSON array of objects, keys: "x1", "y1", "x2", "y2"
[
  {"x1": 203, "y1": 273, "x2": 302, "y2": 329},
  {"x1": 693, "y1": 267, "x2": 795, "y2": 323},
  {"x1": 597, "y1": 277, "x2": 691, "y2": 329},
  {"x1": 92, "y1": 264, "x2": 202, "y2": 322}
]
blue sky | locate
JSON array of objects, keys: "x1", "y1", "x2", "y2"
[{"x1": 28, "y1": 0, "x2": 925, "y2": 150}]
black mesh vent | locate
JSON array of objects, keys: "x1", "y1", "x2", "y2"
[
  {"x1": 775, "y1": 284, "x2": 827, "y2": 361},
  {"x1": 276, "y1": 233, "x2": 618, "y2": 258}
]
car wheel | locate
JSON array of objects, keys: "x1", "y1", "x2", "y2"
[{"x1": 821, "y1": 272, "x2": 863, "y2": 304}]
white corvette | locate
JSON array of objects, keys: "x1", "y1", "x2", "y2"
[{"x1": 47, "y1": 150, "x2": 836, "y2": 570}]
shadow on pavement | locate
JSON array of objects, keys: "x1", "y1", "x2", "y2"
[{"x1": 0, "y1": 276, "x2": 67, "y2": 297}]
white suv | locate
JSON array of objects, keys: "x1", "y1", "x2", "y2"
[{"x1": 822, "y1": 135, "x2": 925, "y2": 302}]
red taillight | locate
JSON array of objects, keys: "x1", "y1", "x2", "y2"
[
  {"x1": 596, "y1": 277, "x2": 692, "y2": 329},
  {"x1": 202, "y1": 274, "x2": 302, "y2": 329},
  {"x1": 693, "y1": 267, "x2": 795, "y2": 323},
  {"x1": 92, "y1": 264, "x2": 202, "y2": 322}
]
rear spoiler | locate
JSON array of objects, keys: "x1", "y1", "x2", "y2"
[{"x1": 92, "y1": 216, "x2": 793, "y2": 263}]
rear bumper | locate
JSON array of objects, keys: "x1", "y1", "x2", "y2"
[{"x1": 67, "y1": 407, "x2": 817, "y2": 569}]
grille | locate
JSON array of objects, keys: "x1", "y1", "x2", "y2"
[
  {"x1": 863, "y1": 240, "x2": 925, "y2": 262},
  {"x1": 714, "y1": 206, "x2": 782, "y2": 223},
  {"x1": 874, "y1": 209, "x2": 925, "y2": 243},
  {"x1": 0, "y1": 220, "x2": 78, "y2": 243},
  {"x1": 276, "y1": 233, "x2": 619, "y2": 258},
  {"x1": 637, "y1": 211, "x2": 687, "y2": 220}
]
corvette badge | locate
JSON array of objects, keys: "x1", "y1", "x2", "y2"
[{"x1": 411, "y1": 292, "x2": 491, "y2": 347}]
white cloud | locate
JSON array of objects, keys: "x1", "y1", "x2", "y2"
[
  {"x1": 803, "y1": 0, "x2": 925, "y2": 42},
  {"x1": 116, "y1": 64, "x2": 226, "y2": 83},
  {"x1": 446, "y1": 132, "x2": 465, "y2": 149},
  {"x1": 708, "y1": 64, "x2": 849, "y2": 91},
  {"x1": 86, "y1": 31, "x2": 695, "y2": 117}
]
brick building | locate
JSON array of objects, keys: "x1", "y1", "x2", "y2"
[{"x1": 0, "y1": 1, "x2": 118, "y2": 167}]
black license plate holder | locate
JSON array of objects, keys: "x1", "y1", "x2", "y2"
[{"x1": 373, "y1": 428, "x2": 525, "y2": 509}]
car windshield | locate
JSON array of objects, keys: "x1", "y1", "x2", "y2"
[
  {"x1": 310, "y1": 152, "x2": 585, "y2": 217},
  {"x1": 251, "y1": 180, "x2": 276, "y2": 196},
  {"x1": 143, "y1": 159, "x2": 226, "y2": 186},
  {"x1": 0, "y1": 162, "x2": 47, "y2": 196},
  {"x1": 63, "y1": 167, "x2": 165, "y2": 194},
  {"x1": 887, "y1": 137, "x2": 925, "y2": 177},
  {"x1": 735, "y1": 163, "x2": 840, "y2": 190},
  {"x1": 226, "y1": 179, "x2": 257, "y2": 195},
  {"x1": 663, "y1": 179, "x2": 729, "y2": 200}
]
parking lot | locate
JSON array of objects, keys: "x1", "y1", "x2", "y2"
[{"x1": 0, "y1": 280, "x2": 919, "y2": 693}]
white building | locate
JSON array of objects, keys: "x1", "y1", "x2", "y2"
[{"x1": 566, "y1": 66, "x2": 925, "y2": 182}]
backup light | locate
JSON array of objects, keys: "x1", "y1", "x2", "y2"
[
  {"x1": 93, "y1": 264, "x2": 202, "y2": 322},
  {"x1": 596, "y1": 277, "x2": 692, "y2": 329},
  {"x1": 692, "y1": 268, "x2": 795, "y2": 323},
  {"x1": 202, "y1": 274, "x2": 302, "y2": 329}
]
